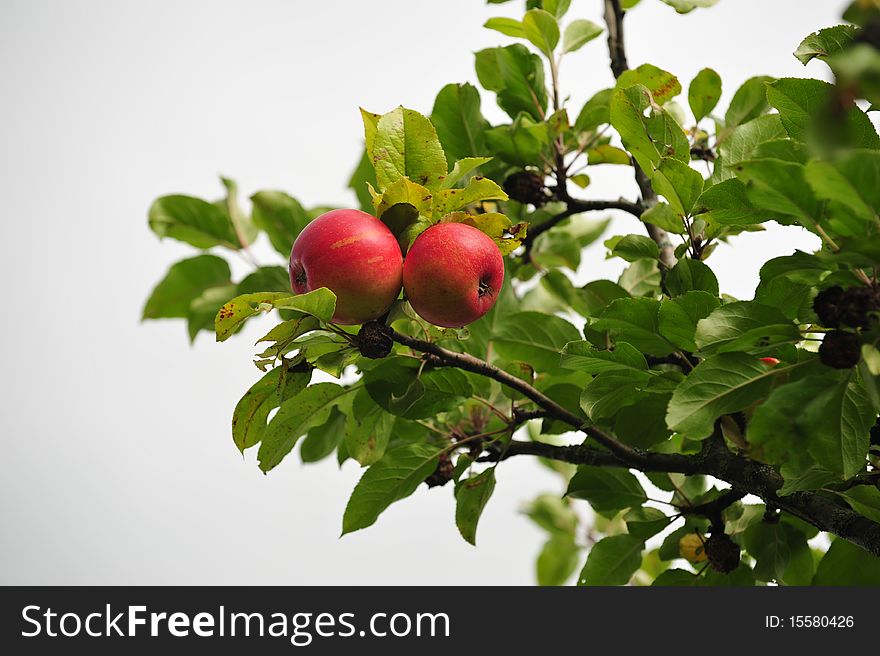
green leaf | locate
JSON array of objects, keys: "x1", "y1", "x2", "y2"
[
  {"x1": 725, "y1": 76, "x2": 774, "y2": 129},
  {"x1": 742, "y1": 522, "x2": 790, "y2": 583},
  {"x1": 493, "y1": 311, "x2": 581, "y2": 371},
  {"x1": 748, "y1": 377, "x2": 837, "y2": 478},
  {"x1": 839, "y1": 486, "x2": 880, "y2": 523},
  {"x1": 689, "y1": 68, "x2": 722, "y2": 122},
  {"x1": 618, "y1": 259, "x2": 662, "y2": 296},
  {"x1": 805, "y1": 149, "x2": 880, "y2": 221},
  {"x1": 543, "y1": 0, "x2": 571, "y2": 18},
  {"x1": 742, "y1": 521, "x2": 812, "y2": 585},
  {"x1": 605, "y1": 234, "x2": 659, "y2": 262},
  {"x1": 617, "y1": 63, "x2": 682, "y2": 105},
  {"x1": 813, "y1": 538, "x2": 880, "y2": 585},
  {"x1": 219, "y1": 177, "x2": 257, "y2": 247},
  {"x1": 592, "y1": 297, "x2": 675, "y2": 356},
  {"x1": 766, "y1": 77, "x2": 880, "y2": 149},
  {"x1": 251, "y1": 191, "x2": 310, "y2": 258},
  {"x1": 433, "y1": 176, "x2": 508, "y2": 215},
  {"x1": 342, "y1": 442, "x2": 443, "y2": 535},
  {"x1": 794, "y1": 25, "x2": 858, "y2": 66},
  {"x1": 624, "y1": 507, "x2": 672, "y2": 540},
  {"x1": 143, "y1": 254, "x2": 231, "y2": 320},
  {"x1": 577, "y1": 535, "x2": 644, "y2": 586},
  {"x1": 186, "y1": 283, "x2": 237, "y2": 342},
  {"x1": 610, "y1": 85, "x2": 689, "y2": 174},
  {"x1": 455, "y1": 467, "x2": 497, "y2": 545},
  {"x1": 257, "y1": 382, "x2": 349, "y2": 472},
  {"x1": 475, "y1": 44, "x2": 548, "y2": 121},
  {"x1": 441, "y1": 157, "x2": 493, "y2": 190},
  {"x1": 570, "y1": 173, "x2": 591, "y2": 188},
  {"x1": 348, "y1": 150, "x2": 379, "y2": 214},
  {"x1": 586, "y1": 144, "x2": 631, "y2": 165},
  {"x1": 574, "y1": 88, "x2": 613, "y2": 133},
  {"x1": 719, "y1": 114, "x2": 787, "y2": 178},
  {"x1": 577, "y1": 280, "x2": 631, "y2": 316},
  {"x1": 800, "y1": 374, "x2": 874, "y2": 478},
  {"x1": 567, "y1": 466, "x2": 647, "y2": 514},
  {"x1": 694, "y1": 301, "x2": 801, "y2": 355},
  {"x1": 581, "y1": 370, "x2": 650, "y2": 421},
  {"x1": 440, "y1": 211, "x2": 523, "y2": 255},
  {"x1": 563, "y1": 19, "x2": 603, "y2": 53},
  {"x1": 658, "y1": 291, "x2": 720, "y2": 351},
  {"x1": 522, "y1": 9, "x2": 559, "y2": 56},
  {"x1": 255, "y1": 315, "x2": 321, "y2": 359},
  {"x1": 300, "y1": 407, "x2": 347, "y2": 464},
  {"x1": 523, "y1": 494, "x2": 578, "y2": 535},
  {"x1": 236, "y1": 266, "x2": 291, "y2": 295},
  {"x1": 148, "y1": 194, "x2": 238, "y2": 249},
  {"x1": 760, "y1": 250, "x2": 832, "y2": 286},
  {"x1": 215, "y1": 292, "x2": 291, "y2": 342},
  {"x1": 345, "y1": 389, "x2": 395, "y2": 466},
  {"x1": 734, "y1": 158, "x2": 821, "y2": 222},
  {"x1": 272, "y1": 288, "x2": 338, "y2": 321},
  {"x1": 561, "y1": 341, "x2": 648, "y2": 374},
  {"x1": 780, "y1": 525, "x2": 814, "y2": 586},
  {"x1": 695, "y1": 178, "x2": 783, "y2": 226},
  {"x1": 231, "y1": 364, "x2": 312, "y2": 453},
  {"x1": 484, "y1": 113, "x2": 551, "y2": 167},
  {"x1": 542, "y1": 273, "x2": 625, "y2": 318},
  {"x1": 666, "y1": 352, "x2": 779, "y2": 439},
  {"x1": 777, "y1": 465, "x2": 839, "y2": 495},
  {"x1": 659, "y1": 0, "x2": 718, "y2": 13},
  {"x1": 531, "y1": 215, "x2": 609, "y2": 270},
  {"x1": 431, "y1": 83, "x2": 491, "y2": 164},
  {"x1": 610, "y1": 86, "x2": 660, "y2": 173},
  {"x1": 537, "y1": 535, "x2": 580, "y2": 586},
  {"x1": 614, "y1": 392, "x2": 675, "y2": 448},
  {"x1": 484, "y1": 17, "x2": 525, "y2": 38},
  {"x1": 641, "y1": 202, "x2": 685, "y2": 234},
  {"x1": 372, "y1": 177, "x2": 431, "y2": 240},
  {"x1": 652, "y1": 569, "x2": 699, "y2": 586},
  {"x1": 651, "y1": 158, "x2": 704, "y2": 216},
  {"x1": 370, "y1": 107, "x2": 448, "y2": 191},
  {"x1": 363, "y1": 358, "x2": 474, "y2": 420},
  {"x1": 215, "y1": 289, "x2": 336, "y2": 342},
  {"x1": 361, "y1": 108, "x2": 381, "y2": 155},
  {"x1": 665, "y1": 258, "x2": 719, "y2": 297}
]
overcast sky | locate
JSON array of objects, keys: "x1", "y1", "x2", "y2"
[{"x1": 0, "y1": 0, "x2": 847, "y2": 585}]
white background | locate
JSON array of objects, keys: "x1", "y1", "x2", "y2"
[{"x1": 0, "y1": 0, "x2": 844, "y2": 584}]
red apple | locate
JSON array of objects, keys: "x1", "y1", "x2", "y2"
[
  {"x1": 403, "y1": 222, "x2": 504, "y2": 328},
  {"x1": 759, "y1": 357, "x2": 780, "y2": 366},
  {"x1": 289, "y1": 209, "x2": 403, "y2": 325}
]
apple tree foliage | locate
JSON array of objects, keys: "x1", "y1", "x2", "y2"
[{"x1": 143, "y1": 0, "x2": 880, "y2": 585}]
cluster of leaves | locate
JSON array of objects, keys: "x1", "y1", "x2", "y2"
[{"x1": 144, "y1": 0, "x2": 880, "y2": 585}]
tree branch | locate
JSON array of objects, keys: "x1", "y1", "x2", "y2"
[
  {"x1": 388, "y1": 329, "x2": 880, "y2": 557},
  {"x1": 603, "y1": 0, "x2": 676, "y2": 269},
  {"x1": 494, "y1": 436, "x2": 880, "y2": 557},
  {"x1": 519, "y1": 197, "x2": 644, "y2": 262},
  {"x1": 390, "y1": 328, "x2": 641, "y2": 463}
]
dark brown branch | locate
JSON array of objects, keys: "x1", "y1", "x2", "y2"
[
  {"x1": 603, "y1": 0, "x2": 676, "y2": 269},
  {"x1": 394, "y1": 175, "x2": 880, "y2": 553},
  {"x1": 390, "y1": 329, "x2": 642, "y2": 463},
  {"x1": 604, "y1": 0, "x2": 629, "y2": 78},
  {"x1": 489, "y1": 436, "x2": 880, "y2": 557},
  {"x1": 390, "y1": 327, "x2": 880, "y2": 556},
  {"x1": 520, "y1": 197, "x2": 643, "y2": 262},
  {"x1": 681, "y1": 488, "x2": 748, "y2": 531}
]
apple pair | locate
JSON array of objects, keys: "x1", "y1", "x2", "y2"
[{"x1": 288, "y1": 209, "x2": 504, "y2": 328}]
